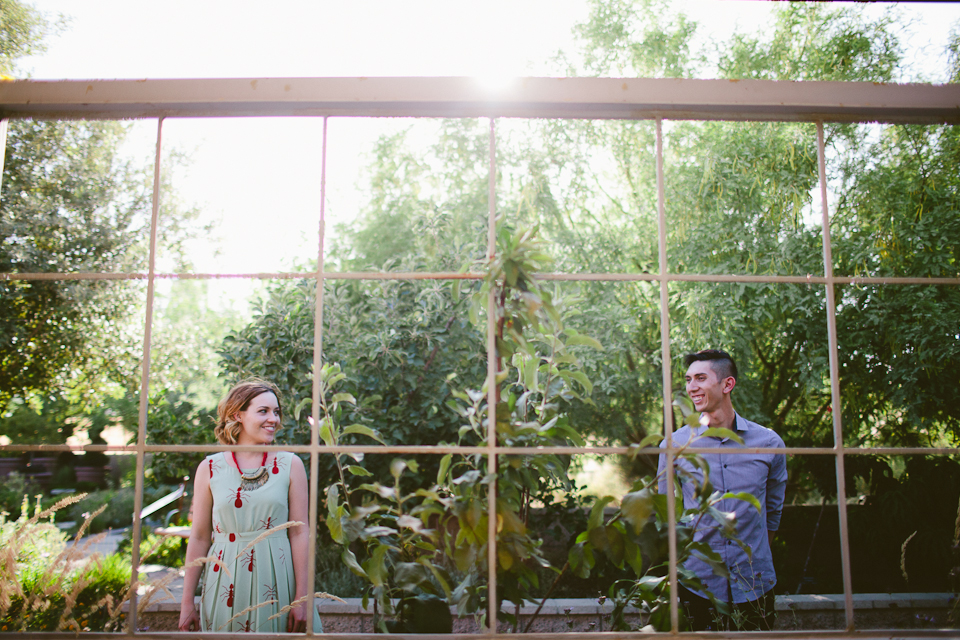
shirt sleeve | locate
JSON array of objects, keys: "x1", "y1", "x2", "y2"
[
  {"x1": 766, "y1": 433, "x2": 787, "y2": 531},
  {"x1": 657, "y1": 440, "x2": 668, "y2": 495}
]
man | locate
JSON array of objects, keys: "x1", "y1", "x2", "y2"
[{"x1": 657, "y1": 349, "x2": 787, "y2": 631}]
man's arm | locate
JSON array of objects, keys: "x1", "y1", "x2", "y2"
[
  {"x1": 657, "y1": 441, "x2": 669, "y2": 495},
  {"x1": 766, "y1": 435, "x2": 788, "y2": 539}
]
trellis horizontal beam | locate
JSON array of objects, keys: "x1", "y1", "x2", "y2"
[
  {"x1": 0, "y1": 77, "x2": 958, "y2": 123},
  {"x1": 2, "y1": 270, "x2": 959, "y2": 285},
  {"x1": 4, "y1": 444, "x2": 956, "y2": 456}
]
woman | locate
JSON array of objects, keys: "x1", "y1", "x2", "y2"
[{"x1": 178, "y1": 379, "x2": 321, "y2": 633}]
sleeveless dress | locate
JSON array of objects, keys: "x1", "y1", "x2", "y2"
[{"x1": 198, "y1": 451, "x2": 323, "y2": 633}]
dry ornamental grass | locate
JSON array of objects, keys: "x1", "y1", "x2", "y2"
[{"x1": 0, "y1": 493, "x2": 180, "y2": 632}]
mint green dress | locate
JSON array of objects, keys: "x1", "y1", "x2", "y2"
[{"x1": 198, "y1": 452, "x2": 322, "y2": 633}]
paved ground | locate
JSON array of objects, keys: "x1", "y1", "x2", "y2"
[{"x1": 75, "y1": 527, "x2": 127, "y2": 557}]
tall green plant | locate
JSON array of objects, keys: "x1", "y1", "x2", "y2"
[
  {"x1": 569, "y1": 410, "x2": 758, "y2": 632},
  {"x1": 325, "y1": 221, "x2": 605, "y2": 631}
]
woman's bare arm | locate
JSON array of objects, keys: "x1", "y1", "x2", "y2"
[
  {"x1": 286, "y1": 454, "x2": 311, "y2": 632},
  {"x1": 178, "y1": 459, "x2": 214, "y2": 631}
]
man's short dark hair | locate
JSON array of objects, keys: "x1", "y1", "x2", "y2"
[{"x1": 684, "y1": 349, "x2": 738, "y2": 382}]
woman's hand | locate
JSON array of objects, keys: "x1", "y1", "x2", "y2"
[
  {"x1": 286, "y1": 600, "x2": 308, "y2": 633},
  {"x1": 178, "y1": 604, "x2": 200, "y2": 632}
]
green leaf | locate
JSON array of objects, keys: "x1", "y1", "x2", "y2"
[
  {"x1": 454, "y1": 543, "x2": 476, "y2": 573},
  {"x1": 718, "y1": 491, "x2": 761, "y2": 511},
  {"x1": 623, "y1": 534, "x2": 644, "y2": 575},
  {"x1": 365, "y1": 544, "x2": 389, "y2": 586},
  {"x1": 587, "y1": 495, "x2": 616, "y2": 531},
  {"x1": 342, "y1": 424, "x2": 386, "y2": 444},
  {"x1": 397, "y1": 514, "x2": 423, "y2": 532},
  {"x1": 346, "y1": 465, "x2": 372, "y2": 477},
  {"x1": 604, "y1": 524, "x2": 625, "y2": 565},
  {"x1": 319, "y1": 417, "x2": 335, "y2": 447},
  {"x1": 325, "y1": 485, "x2": 344, "y2": 543},
  {"x1": 563, "y1": 330, "x2": 605, "y2": 351},
  {"x1": 568, "y1": 542, "x2": 595, "y2": 579},
  {"x1": 293, "y1": 396, "x2": 312, "y2": 422},
  {"x1": 558, "y1": 369, "x2": 593, "y2": 395},
  {"x1": 629, "y1": 434, "x2": 663, "y2": 458},
  {"x1": 621, "y1": 488, "x2": 655, "y2": 534},
  {"x1": 421, "y1": 559, "x2": 453, "y2": 598},
  {"x1": 341, "y1": 548, "x2": 368, "y2": 578},
  {"x1": 394, "y1": 562, "x2": 431, "y2": 591},
  {"x1": 437, "y1": 453, "x2": 452, "y2": 484},
  {"x1": 362, "y1": 525, "x2": 398, "y2": 539},
  {"x1": 699, "y1": 427, "x2": 744, "y2": 444},
  {"x1": 330, "y1": 392, "x2": 356, "y2": 405}
]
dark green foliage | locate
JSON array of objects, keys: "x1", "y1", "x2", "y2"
[
  {"x1": 0, "y1": 9, "x2": 206, "y2": 414},
  {"x1": 0, "y1": 397, "x2": 72, "y2": 444},
  {"x1": 772, "y1": 456, "x2": 960, "y2": 594},
  {"x1": 334, "y1": 120, "x2": 489, "y2": 272},
  {"x1": 0, "y1": 471, "x2": 40, "y2": 518},
  {"x1": 0, "y1": 119, "x2": 152, "y2": 410},
  {"x1": 569, "y1": 424, "x2": 759, "y2": 632},
  {"x1": 323, "y1": 223, "x2": 608, "y2": 630},
  {"x1": 219, "y1": 275, "x2": 486, "y2": 485},
  {"x1": 145, "y1": 392, "x2": 217, "y2": 486},
  {"x1": 384, "y1": 594, "x2": 453, "y2": 634}
]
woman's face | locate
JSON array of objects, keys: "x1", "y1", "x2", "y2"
[{"x1": 235, "y1": 391, "x2": 280, "y2": 445}]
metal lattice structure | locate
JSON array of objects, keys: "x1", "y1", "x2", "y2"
[{"x1": 1, "y1": 77, "x2": 959, "y2": 639}]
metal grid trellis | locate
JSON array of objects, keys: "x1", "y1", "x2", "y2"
[{"x1": 1, "y1": 77, "x2": 959, "y2": 639}]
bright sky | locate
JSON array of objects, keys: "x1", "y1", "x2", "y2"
[{"x1": 17, "y1": 0, "x2": 960, "y2": 305}]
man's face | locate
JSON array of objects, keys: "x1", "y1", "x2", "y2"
[{"x1": 685, "y1": 360, "x2": 730, "y2": 415}]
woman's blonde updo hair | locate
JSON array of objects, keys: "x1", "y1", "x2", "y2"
[{"x1": 215, "y1": 379, "x2": 283, "y2": 445}]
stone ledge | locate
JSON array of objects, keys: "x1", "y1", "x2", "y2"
[
  {"x1": 137, "y1": 593, "x2": 957, "y2": 614},
  {"x1": 778, "y1": 593, "x2": 957, "y2": 612},
  {"x1": 136, "y1": 594, "x2": 959, "y2": 633}
]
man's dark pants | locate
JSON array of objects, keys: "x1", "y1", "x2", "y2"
[{"x1": 678, "y1": 584, "x2": 777, "y2": 631}]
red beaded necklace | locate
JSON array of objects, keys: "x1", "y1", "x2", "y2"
[
  {"x1": 232, "y1": 451, "x2": 267, "y2": 472},
  {"x1": 233, "y1": 452, "x2": 269, "y2": 491}
]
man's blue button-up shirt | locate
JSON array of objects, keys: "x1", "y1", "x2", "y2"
[{"x1": 657, "y1": 412, "x2": 787, "y2": 603}]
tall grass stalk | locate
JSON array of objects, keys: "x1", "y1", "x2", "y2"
[{"x1": 0, "y1": 493, "x2": 178, "y2": 632}]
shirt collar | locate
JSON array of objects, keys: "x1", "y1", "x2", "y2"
[
  {"x1": 732, "y1": 412, "x2": 748, "y2": 432},
  {"x1": 693, "y1": 412, "x2": 747, "y2": 440}
]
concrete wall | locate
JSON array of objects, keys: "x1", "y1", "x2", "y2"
[{"x1": 137, "y1": 594, "x2": 958, "y2": 633}]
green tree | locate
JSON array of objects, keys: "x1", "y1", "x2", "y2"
[
  {"x1": 0, "y1": 0, "x2": 58, "y2": 75},
  {"x1": 333, "y1": 120, "x2": 490, "y2": 272},
  {"x1": 218, "y1": 274, "x2": 485, "y2": 482},
  {"x1": 1, "y1": 119, "x2": 153, "y2": 409}
]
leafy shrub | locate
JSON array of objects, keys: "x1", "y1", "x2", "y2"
[
  {"x1": 3, "y1": 552, "x2": 134, "y2": 632},
  {"x1": 64, "y1": 489, "x2": 136, "y2": 535},
  {"x1": 0, "y1": 472, "x2": 41, "y2": 519},
  {"x1": 314, "y1": 527, "x2": 365, "y2": 597},
  {"x1": 116, "y1": 531, "x2": 185, "y2": 568},
  {"x1": 145, "y1": 391, "x2": 216, "y2": 486},
  {"x1": 0, "y1": 494, "x2": 176, "y2": 632},
  {"x1": 0, "y1": 507, "x2": 64, "y2": 566}
]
